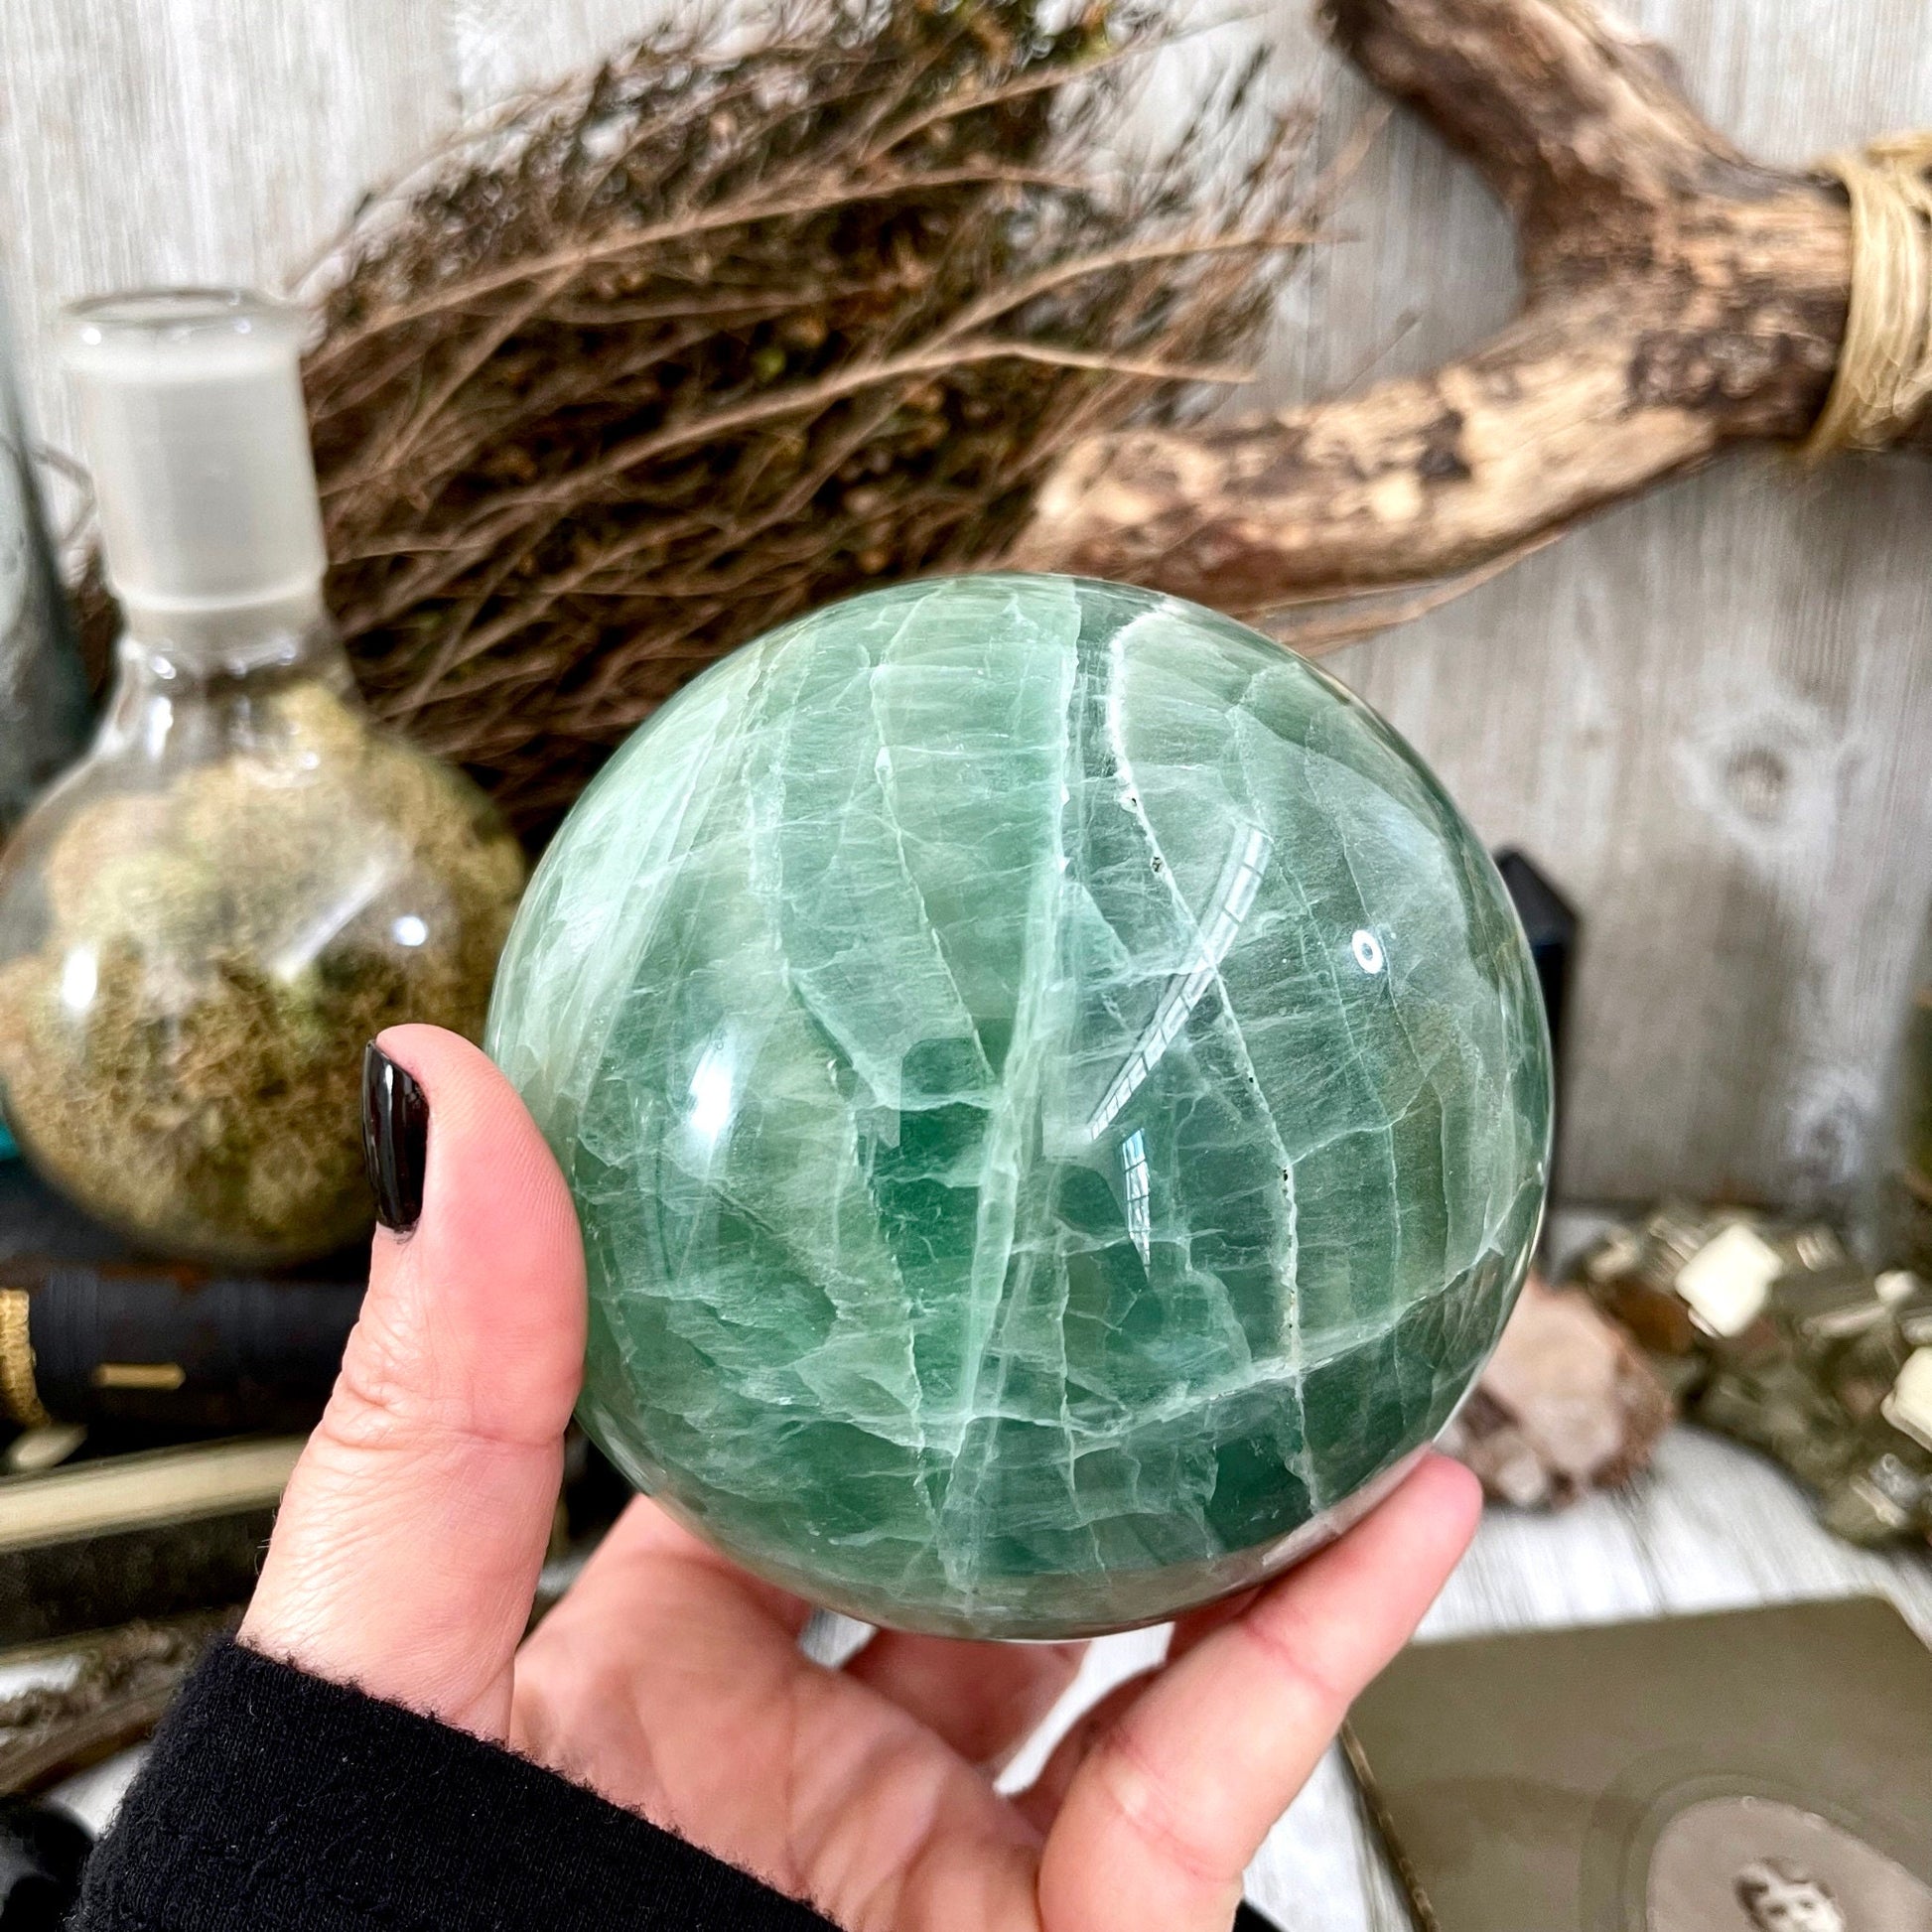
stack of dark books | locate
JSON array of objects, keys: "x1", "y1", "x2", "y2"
[{"x1": 0, "y1": 1162, "x2": 362, "y2": 1867}]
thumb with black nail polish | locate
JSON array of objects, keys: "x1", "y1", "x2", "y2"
[{"x1": 243, "y1": 1025, "x2": 586, "y2": 1737}]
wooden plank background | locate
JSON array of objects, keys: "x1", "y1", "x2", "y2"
[{"x1": 4, "y1": 0, "x2": 1929, "y2": 1209}]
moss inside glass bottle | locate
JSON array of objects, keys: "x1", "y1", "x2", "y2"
[{"x1": 0, "y1": 291, "x2": 523, "y2": 1264}]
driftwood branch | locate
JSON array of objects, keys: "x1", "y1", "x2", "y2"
[{"x1": 1009, "y1": 0, "x2": 1928, "y2": 613}]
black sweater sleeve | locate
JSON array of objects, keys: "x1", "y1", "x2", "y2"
[
  {"x1": 75, "y1": 1638, "x2": 1289, "y2": 1932},
  {"x1": 72, "y1": 1639, "x2": 842, "y2": 1932}
]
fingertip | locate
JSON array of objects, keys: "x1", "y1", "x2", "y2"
[
  {"x1": 1405, "y1": 1449, "x2": 1484, "y2": 1549},
  {"x1": 371, "y1": 1025, "x2": 582, "y2": 1267},
  {"x1": 360, "y1": 1023, "x2": 586, "y2": 1439},
  {"x1": 1300, "y1": 1451, "x2": 1480, "y2": 1607},
  {"x1": 1037, "y1": 1450, "x2": 1483, "y2": 1928}
]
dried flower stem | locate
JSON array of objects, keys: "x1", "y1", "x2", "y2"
[{"x1": 79, "y1": 0, "x2": 1309, "y2": 835}]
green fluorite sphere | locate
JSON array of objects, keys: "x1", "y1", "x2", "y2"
[{"x1": 487, "y1": 576, "x2": 1551, "y2": 1638}]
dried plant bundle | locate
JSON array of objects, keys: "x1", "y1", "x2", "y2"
[{"x1": 74, "y1": 0, "x2": 1307, "y2": 834}]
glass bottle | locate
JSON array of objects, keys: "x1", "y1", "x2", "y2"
[{"x1": 0, "y1": 291, "x2": 524, "y2": 1265}]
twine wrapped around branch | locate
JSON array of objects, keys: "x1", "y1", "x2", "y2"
[
  {"x1": 1008, "y1": 0, "x2": 1932, "y2": 618},
  {"x1": 1803, "y1": 132, "x2": 1932, "y2": 460}
]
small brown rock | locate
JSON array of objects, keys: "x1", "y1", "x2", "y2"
[{"x1": 1444, "y1": 1274, "x2": 1676, "y2": 1507}]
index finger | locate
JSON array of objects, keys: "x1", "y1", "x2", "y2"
[{"x1": 1037, "y1": 1453, "x2": 1480, "y2": 1932}]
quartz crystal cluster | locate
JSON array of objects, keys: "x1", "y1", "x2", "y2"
[{"x1": 487, "y1": 576, "x2": 1552, "y2": 1636}]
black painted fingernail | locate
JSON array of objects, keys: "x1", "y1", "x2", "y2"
[{"x1": 362, "y1": 1041, "x2": 428, "y2": 1234}]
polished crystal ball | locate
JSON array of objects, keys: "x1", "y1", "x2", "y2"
[{"x1": 487, "y1": 575, "x2": 1551, "y2": 1637}]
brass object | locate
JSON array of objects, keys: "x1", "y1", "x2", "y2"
[
  {"x1": 90, "y1": 1363, "x2": 187, "y2": 1393},
  {"x1": 0, "y1": 1288, "x2": 50, "y2": 1430}
]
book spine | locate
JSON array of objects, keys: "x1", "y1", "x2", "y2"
[
  {"x1": 0, "y1": 1509, "x2": 278, "y2": 1648},
  {"x1": 1, "y1": 1267, "x2": 362, "y2": 1434},
  {"x1": 1340, "y1": 1723, "x2": 1444, "y2": 1932}
]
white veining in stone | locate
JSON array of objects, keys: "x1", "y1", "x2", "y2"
[{"x1": 489, "y1": 575, "x2": 1552, "y2": 1635}]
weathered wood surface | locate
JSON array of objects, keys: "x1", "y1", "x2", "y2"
[
  {"x1": 1291, "y1": 0, "x2": 1932, "y2": 1212},
  {"x1": 2, "y1": 0, "x2": 1930, "y2": 1207}
]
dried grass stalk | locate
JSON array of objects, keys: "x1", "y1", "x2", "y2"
[{"x1": 83, "y1": 0, "x2": 1308, "y2": 836}]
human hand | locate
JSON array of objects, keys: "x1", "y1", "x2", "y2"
[{"x1": 242, "y1": 1025, "x2": 1482, "y2": 1932}]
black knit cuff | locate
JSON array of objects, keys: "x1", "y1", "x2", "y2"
[{"x1": 74, "y1": 1637, "x2": 840, "y2": 1932}]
